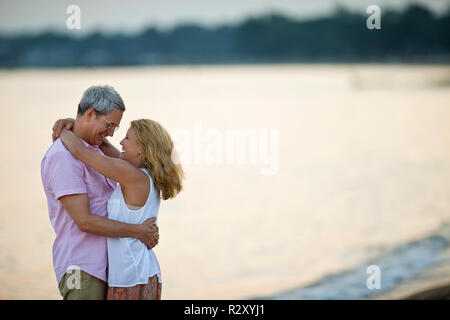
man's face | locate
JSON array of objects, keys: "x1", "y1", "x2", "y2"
[{"x1": 84, "y1": 108, "x2": 123, "y2": 146}]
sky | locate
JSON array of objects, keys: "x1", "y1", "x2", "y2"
[{"x1": 0, "y1": 0, "x2": 449, "y2": 36}]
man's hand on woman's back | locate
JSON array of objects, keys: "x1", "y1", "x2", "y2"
[{"x1": 140, "y1": 218, "x2": 160, "y2": 250}]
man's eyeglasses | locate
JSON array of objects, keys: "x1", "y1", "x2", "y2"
[{"x1": 103, "y1": 119, "x2": 120, "y2": 132}]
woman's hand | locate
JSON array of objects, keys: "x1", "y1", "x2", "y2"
[
  {"x1": 60, "y1": 129, "x2": 85, "y2": 156},
  {"x1": 52, "y1": 118, "x2": 75, "y2": 142}
]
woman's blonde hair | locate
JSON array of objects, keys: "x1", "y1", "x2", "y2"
[{"x1": 130, "y1": 119, "x2": 184, "y2": 200}]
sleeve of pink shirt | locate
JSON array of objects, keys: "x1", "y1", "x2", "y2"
[{"x1": 45, "y1": 150, "x2": 87, "y2": 200}]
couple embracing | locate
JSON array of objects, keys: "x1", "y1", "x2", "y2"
[{"x1": 41, "y1": 85, "x2": 184, "y2": 300}]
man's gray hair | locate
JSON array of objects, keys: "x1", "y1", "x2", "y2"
[{"x1": 77, "y1": 85, "x2": 125, "y2": 116}]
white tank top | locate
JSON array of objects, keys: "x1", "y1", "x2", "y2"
[{"x1": 106, "y1": 168, "x2": 162, "y2": 287}]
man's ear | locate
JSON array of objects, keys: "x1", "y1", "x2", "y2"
[{"x1": 84, "y1": 108, "x2": 96, "y2": 121}]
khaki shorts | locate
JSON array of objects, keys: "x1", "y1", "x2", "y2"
[{"x1": 58, "y1": 270, "x2": 107, "y2": 300}]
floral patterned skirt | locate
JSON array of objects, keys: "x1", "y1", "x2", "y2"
[{"x1": 106, "y1": 275, "x2": 162, "y2": 300}]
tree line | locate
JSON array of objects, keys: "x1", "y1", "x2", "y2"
[{"x1": 0, "y1": 4, "x2": 449, "y2": 68}]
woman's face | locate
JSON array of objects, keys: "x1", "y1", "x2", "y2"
[{"x1": 119, "y1": 127, "x2": 142, "y2": 167}]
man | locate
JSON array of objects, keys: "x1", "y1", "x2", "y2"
[{"x1": 41, "y1": 85, "x2": 159, "y2": 300}]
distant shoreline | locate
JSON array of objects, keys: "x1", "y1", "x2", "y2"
[
  {"x1": 1, "y1": 60, "x2": 450, "y2": 71},
  {"x1": 2, "y1": 4, "x2": 450, "y2": 68}
]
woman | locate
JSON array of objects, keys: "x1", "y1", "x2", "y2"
[{"x1": 59, "y1": 119, "x2": 184, "y2": 300}]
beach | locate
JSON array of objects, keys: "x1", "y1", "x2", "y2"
[{"x1": 0, "y1": 64, "x2": 449, "y2": 299}]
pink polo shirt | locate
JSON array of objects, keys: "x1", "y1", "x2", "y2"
[{"x1": 41, "y1": 138, "x2": 116, "y2": 285}]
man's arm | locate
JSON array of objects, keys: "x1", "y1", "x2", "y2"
[{"x1": 59, "y1": 193, "x2": 159, "y2": 248}]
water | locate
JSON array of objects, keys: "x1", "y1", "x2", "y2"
[
  {"x1": 261, "y1": 223, "x2": 450, "y2": 299},
  {"x1": 0, "y1": 64, "x2": 449, "y2": 299}
]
